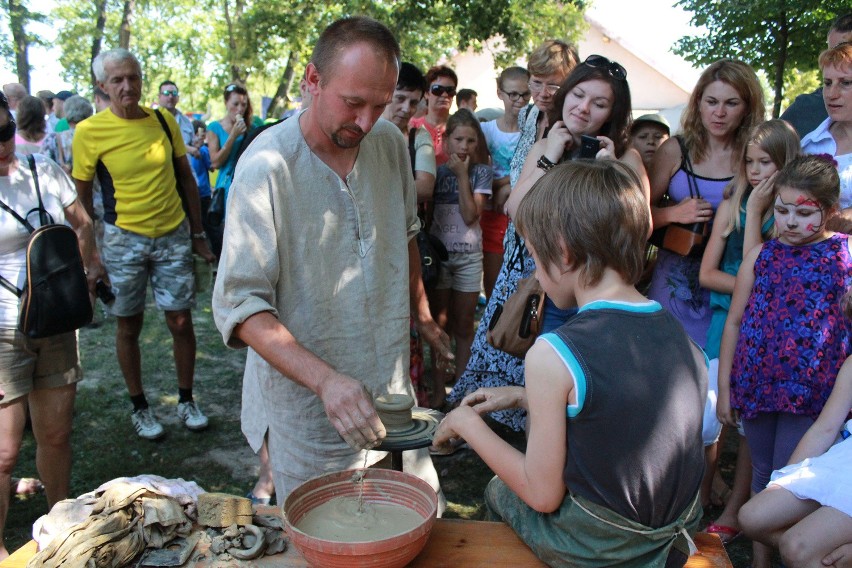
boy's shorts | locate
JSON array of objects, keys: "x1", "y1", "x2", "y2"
[
  {"x1": 481, "y1": 210, "x2": 509, "y2": 254},
  {"x1": 0, "y1": 329, "x2": 82, "y2": 403},
  {"x1": 435, "y1": 252, "x2": 483, "y2": 293},
  {"x1": 102, "y1": 220, "x2": 195, "y2": 316}
]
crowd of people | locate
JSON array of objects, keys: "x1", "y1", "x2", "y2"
[{"x1": 0, "y1": 10, "x2": 850, "y2": 567}]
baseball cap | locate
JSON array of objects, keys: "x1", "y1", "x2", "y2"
[
  {"x1": 632, "y1": 113, "x2": 670, "y2": 135},
  {"x1": 55, "y1": 90, "x2": 74, "y2": 101}
]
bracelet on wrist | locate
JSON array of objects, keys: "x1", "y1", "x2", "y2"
[{"x1": 536, "y1": 155, "x2": 556, "y2": 173}]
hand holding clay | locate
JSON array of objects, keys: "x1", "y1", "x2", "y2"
[
  {"x1": 318, "y1": 373, "x2": 386, "y2": 451},
  {"x1": 417, "y1": 319, "x2": 454, "y2": 374},
  {"x1": 460, "y1": 386, "x2": 527, "y2": 414}
]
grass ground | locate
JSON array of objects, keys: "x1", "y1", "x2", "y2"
[{"x1": 5, "y1": 288, "x2": 766, "y2": 566}]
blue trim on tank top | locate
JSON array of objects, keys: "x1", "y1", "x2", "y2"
[{"x1": 577, "y1": 299, "x2": 662, "y2": 314}]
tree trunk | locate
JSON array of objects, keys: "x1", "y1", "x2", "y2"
[
  {"x1": 90, "y1": 0, "x2": 108, "y2": 86},
  {"x1": 7, "y1": 0, "x2": 30, "y2": 91},
  {"x1": 266, "y1": 51, "x2": 299, "y2": 119},
  {"x1": 118, "y1": 0, "x2": 135, "y2": 49},
  {"x1": 771, "y1": 11, "x2": 789, "y2": 119},
  {"x1": 223, "y1": 0, "x2": 247, "y2": 83}
]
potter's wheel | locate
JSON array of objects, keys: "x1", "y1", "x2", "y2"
[{"x1": 377, "y1": 407, "x2": 443, "y2": 452}]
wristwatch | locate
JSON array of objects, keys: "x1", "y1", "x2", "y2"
[
  {"x1": 191, "y1": 231, "x2": 207, "y2": 240},
  {"x1": 536, "y1": 155, "x2": 556, "y2": 172}
]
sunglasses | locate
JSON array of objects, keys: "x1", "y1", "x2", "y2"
[
  {"x1": 0, "y1": 118, "x2": 15, "y2": 143},
  {"x1": 500, "y1": 89, "x2": 531, "y2": 102},
  {"x1": 430, "y1": 84, "x2": 457, "y2": 98},
  {"x1": 160, "y1": 89, "x2": 179, "y2": 97},
  {"x1": 583, "y1": 55, "x2": 627, "y2": 81}
]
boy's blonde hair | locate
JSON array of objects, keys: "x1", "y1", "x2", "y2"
[
  {"x1": 515, "y1": 160, "x2": 649, "y2": 287},
  {"x1": 723, "y1": 119, "x2": 800, "y2": 238}
]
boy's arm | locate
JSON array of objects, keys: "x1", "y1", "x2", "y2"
[
  {"x1": 433, "y1": 340, "x2": 571, "y2": 513},
  {"x1": 716, "y1": 244, "x2": 760, "y2": 427}
]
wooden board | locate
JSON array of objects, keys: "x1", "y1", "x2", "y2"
[{"x1": 1, "y1": 520, "x2": 731, "y2": 568}]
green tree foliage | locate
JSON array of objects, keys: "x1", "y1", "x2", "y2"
[
  {"x1": 673, "y1": 0, "x2": 847, "y2": 118},
  {"x1": 1, "y1": 0, "x2": 47, "y2": 90},
  {"x1": 40, "y1": 0, "x2": 587, "y2": 116}
]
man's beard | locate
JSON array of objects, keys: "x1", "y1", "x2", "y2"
[{"x1": 331, "y1": 124, "x2": 365, "y2": 149}]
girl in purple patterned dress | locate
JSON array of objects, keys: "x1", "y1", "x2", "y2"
[{"x1": 717, "y1": 156, "x2": 852, "y2": 567}]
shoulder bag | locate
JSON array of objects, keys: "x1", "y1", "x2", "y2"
[
  {"x1": 487, "y1": 232, "x2": 545, "y2": 358},
  {"x1": 648, "y1": 136, "x2": 709, "y2": 257}
]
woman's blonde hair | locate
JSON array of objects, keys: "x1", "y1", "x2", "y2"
[
  {"x1": 680, "y1": 60, "x2": 765, "y2": 164},
  {"x1": 723, "y1": 120, "x2": 800, "y2": 238},
  {"x1": 527, "y1": 40, "x2": 578, "y2": 78}
]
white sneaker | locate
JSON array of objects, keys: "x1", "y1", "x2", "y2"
[
  {"x1": 131, "y1": 408, "x2": 165, "y2": 440},
  {"x1": 177, "y1": 401, "x2": 209, "y2": 431}
]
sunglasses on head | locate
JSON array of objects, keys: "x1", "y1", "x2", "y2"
[
  {"x1": 0, "y1": 118, "x2": 16, "y2": 143},
  {"x1": 430, "y1": 84, "x2": 457, "y2": 97},
  {"x1": 583, "y1": 55, "x2": 627, "y2": 81},
  {"x1": 160, "y1": 89, "x2": 179, "y2": 97}
]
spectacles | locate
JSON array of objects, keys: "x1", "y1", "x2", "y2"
[
  {"x1": 583, "y1": 55, "x2": 627, "y2": 81},
  {"x1": 430, "y1": 84, "x2": 457, "y2": 98},
  {"x1": 500, "y1": 89, "x2": 531, "y2": 102},
  {"x1": 160, "y1": 89, "x2": 179, "y2": 97},
  {"x1": 0, "y1": 118, "x2": 16, "y2": 143},
  {"x1": 528, "y1": 80, "x2": 561, "y2": 96}
]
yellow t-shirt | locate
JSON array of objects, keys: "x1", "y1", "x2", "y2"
[{"x1": 72, "y1": 106, "x2": 187, "y2": 238}]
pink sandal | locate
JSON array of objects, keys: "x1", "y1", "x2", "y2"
[{"x1": 704, "y1": 522, "x2": 742, "y2": 545}]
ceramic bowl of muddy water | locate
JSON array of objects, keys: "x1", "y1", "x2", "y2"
[{"x1": 283, "y1": 468, "x2": 438, "y2": 568}]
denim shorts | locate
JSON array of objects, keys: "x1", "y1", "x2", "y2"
[
  {"x1": 0, "y1": 329, "x2": 82, "y2": 403},
  {"x1": 102, "y1": 220, "x2": 195, "y2": 316}
]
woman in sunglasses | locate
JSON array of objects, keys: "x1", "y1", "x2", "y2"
[
  {"x1": 206, "y1": 83, "x2": 254, "y2": 257},
  {"x1": 0, "y1": 91, "x2": 98, "y2": 560},
  {"x1": 410, "y1": 66, "x2": 458, "y2": 166}
]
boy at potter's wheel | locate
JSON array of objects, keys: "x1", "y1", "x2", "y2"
[{"x1": 433, "y1": 160, "x2": 707, "y2": 567}]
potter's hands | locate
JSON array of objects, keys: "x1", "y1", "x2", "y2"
[
  {"x1": 459, "y1": 387, "x2": 527, "y2": 414},
  {"x1": 543, "y1": 121, "x2": 572, "y2": 162},
  {"x1": 432, "y1": 405, "x2": 478, "y2": 449},
  {"x1": 823, "y1": 543, "x2": 852, "y2": 567},
  {"x1": 447, "y1": 153, "x2": 470, "y2": 178},
  {"x1": 595, "y1": 136, "x2": 616, "y2": 160},
  {"x1": 417, "y1": 319, "x2": 455, "y2": 375},
  {"x1": 746, "y1": 172, "x2": 778, "y2": 216},
  {"x1": 716, "y1": 389, "x2": 739, "y2": 428},
  {"x1": 670, "y1": 197, "x2": 713, "y2": 224},
  {"x1": 317, "y1": 372, "x2": 386, "y2": 451}
]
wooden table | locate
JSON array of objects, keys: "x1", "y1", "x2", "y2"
[{"x1": 0, "y1": 520, "x2": 732, "y2": 567}]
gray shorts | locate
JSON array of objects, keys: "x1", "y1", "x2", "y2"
[
  {"x1": 0, "y1": 329, "x2": 82, "y2": 403},
  {"x1": 102, "y1": 220, "x2": 195, "y2": 316},
  {"x1": 435, "y1": 251, "x2": 483, "y2": 293}
]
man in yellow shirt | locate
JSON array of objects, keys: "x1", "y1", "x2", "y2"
[{"x1": 73, "y1": 48, "x2": 215, "y2": 440}]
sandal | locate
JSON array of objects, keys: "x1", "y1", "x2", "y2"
[{"x1": 704, "y1": 522, "x2": 742, "y2": 545}]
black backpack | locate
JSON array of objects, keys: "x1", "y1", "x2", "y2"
[{"x1": 0, "y1": 155, "x2": 92, "y2": 338}]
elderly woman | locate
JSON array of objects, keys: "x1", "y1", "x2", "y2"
[
  {"x1": 0, "y1": 91, "x2": 98, "y2": 560},
  {"x1": 801, "y1": 42, "x2": 852, "y2": 227},
  {"x1": 55, "y1": 95, "x2": 94, "y2": 175},
  {"x1": 443, "y1": 40, "x2": 578, "y2": 428}
]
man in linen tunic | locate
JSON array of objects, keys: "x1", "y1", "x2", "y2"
[{"x1": 213, "y1": 17, "x2": 448, "y2": 502}]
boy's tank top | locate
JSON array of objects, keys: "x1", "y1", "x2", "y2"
[{"x1": 545, "y1": 301, "x2": 706, "y2": 528}]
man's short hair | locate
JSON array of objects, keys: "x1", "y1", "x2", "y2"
[
  {"x1": 514, "y1": 160, "x2": 649, "y2": 287},
  {"x1": 158, "y1": 80, "x2": 178, "y2": 92},
  {"x1": 424, "y1": 65, "x2": 458, "y2": 87},
  {"x1": 830, "y1": 12, "x2": 852, "y2": 34},
  {"x1": 396, "y1": 62, "x2": 427, "y2": 94},
  {"x1": 63, "y1": 95, "x2": 94, "y2": 124},
  {"x1": 310, "y1": 17, "x2": 400, "y2": 82},
  {"x1": 191, "y1": 119, "x2": 206, "y2": 132},
  {"x1": 92, "y1": 48, "x2": 140, "y2": 83},
  {"x1": 456, "y1": 88, "x2": 477, "y2": 105}
]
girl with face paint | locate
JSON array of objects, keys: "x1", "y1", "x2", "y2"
[{"x1": 716, "y1": 156, "x2": 852, "y2": 561}]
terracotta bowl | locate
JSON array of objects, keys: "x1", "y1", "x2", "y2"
[{"x1": 283, "y1": 469, "x2": 438, "y2": 568}]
